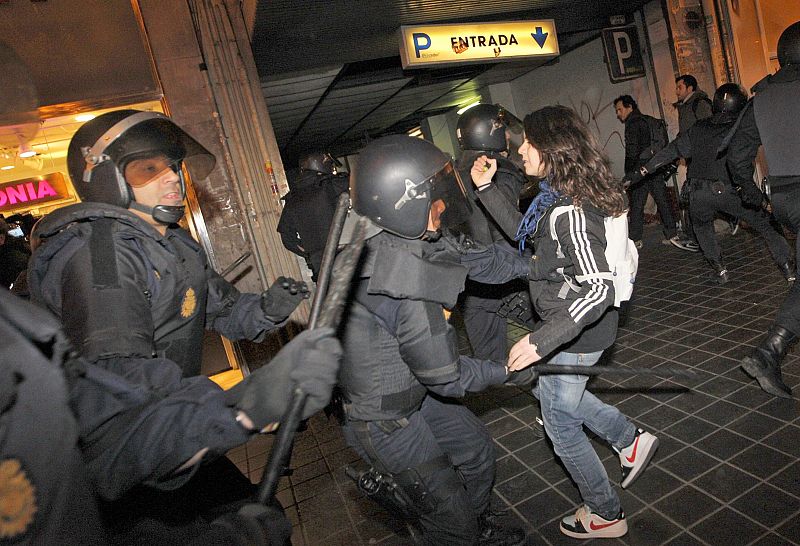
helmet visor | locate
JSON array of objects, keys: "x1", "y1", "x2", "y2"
[
  {"x1": 429, "y1": 161, "x2": 473, "y2": 229},
  {"x1": 126, "y1": 117, "x2": 216, "y2": 181},
  {"x1": 123, "y1": 156, "x2": 184, "y2": 188}
]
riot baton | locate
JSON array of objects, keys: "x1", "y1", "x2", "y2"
[
  {"x1": 308, "y1": 192, "x2": 350, "y2": 329},
  {"x1": 218, "y1": 251, "x2": 252, "y2": 279},
  {"x1": 530, "y1": 364, "x2": 694, "y2": 378},
  {"x1": 258, "y1": 209, "x2": 367, "y2": 506},
  {"x1": 507, "y1": 363, "x2": 695, "y2": 388}
]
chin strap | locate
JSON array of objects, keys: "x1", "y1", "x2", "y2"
[{"x1": 128, "y1": 201, "x2": 185, "y2": 225}]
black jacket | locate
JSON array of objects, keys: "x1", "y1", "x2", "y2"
[
  {"x1": 339, "y1": 230, "x2": 528, "y2": 422},
  {"x1": 623, "y1": 110, "x2": 652, "y2": 174},
  {"x1": 645, "y1": 117, "x2": 735, "y2": 184},
  {"x1": 277, "y1": 170, "x2": 349, "y2": 275},
  {"x1": 28, "y1": 203, "x2": 281, "y2": 378},
  {"x1": 727, "y1": 65, "x2": 800, "y2": 192}
]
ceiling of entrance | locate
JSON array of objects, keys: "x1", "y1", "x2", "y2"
[{"x1": 251, "y1": 0, "x2": 651, "y2": 165}]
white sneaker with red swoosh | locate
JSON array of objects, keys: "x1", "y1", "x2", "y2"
[
  {"x1": 617, "y1": 428, "x2": 659, "y2": 489},
  {"x1": 559, "y1": 505, "x2": 628, "y2": 539}
]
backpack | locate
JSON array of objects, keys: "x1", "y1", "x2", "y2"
[
  {"x1": 692, "y1": 96, "x2": 713, "y2": 117},
  {"x1": 639, "y1": 114, "x2": 669, "y2": 160},
  {"x1": 548, "y1": 206, "x2": 638, "y2": 307}
]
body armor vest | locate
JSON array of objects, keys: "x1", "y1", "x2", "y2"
[{"x1": 754, "y1": 79, "x2": 800, "y2": 177}]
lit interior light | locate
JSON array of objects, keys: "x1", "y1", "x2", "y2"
[
  {"x1": 75, "y1": 113, "x2": 96, "y2": 122},
  {"x1": 18, "y1": 142, "x2": 37, "y2": 158},
  {"x1": 1, "y1": 165, "x2": 15, "y2": 170},
  {"x1": 456, "y1": 99, "x2": 482, "y2": 115}
]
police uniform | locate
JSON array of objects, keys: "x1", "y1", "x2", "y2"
[
  {"x1": 644, "y1": 116, "x2": 790, "y2": 278},
  {"x1": 726, "y1": 52, "x2": 800, "y2": 397},
  {"x1": 277, "y1": 169, "x2": 349, "y2": 281},
  {"x1": 29, "y1": 203, "x2": 282, "y2": 378},
  {"x1": 339, "y1": 230, "x2": 528, "y2": 544},
  {"x1": 456, "y1": 151, "x2": 529, "y2": 362}
]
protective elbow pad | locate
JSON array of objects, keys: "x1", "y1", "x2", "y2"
[{"x1": 400, "y1": 319, "x2": 460, "y2": 384}]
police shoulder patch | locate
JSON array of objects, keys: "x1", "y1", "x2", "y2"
[{"x1": 0, "y1": 458, "x2": 37, "y2": 539}]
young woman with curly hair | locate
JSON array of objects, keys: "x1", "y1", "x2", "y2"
[{"x1": 470, "y1": 105, "x2": 658, "y2": 540}]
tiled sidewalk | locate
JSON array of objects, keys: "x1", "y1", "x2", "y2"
[{"x1": 230, "y1": 224, "x2": 800, "y2": 545}]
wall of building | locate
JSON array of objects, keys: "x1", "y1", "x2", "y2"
[{"x1": 503, "y1": 34, "x2": 661, "y2": 179}]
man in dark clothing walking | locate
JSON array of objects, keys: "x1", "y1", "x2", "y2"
[
  {"x1": 627, "y1": 83, "x2": 792, "y2": 284},
  {"x1": 277, "y1": 151, "x2": 349, "y2": 281},
  {"x1": 614, "y1": 95, "x2": 681, "y2": 250},
  {"x1": 0, "y1": 216, "x2": 31, "y2": 289},
  {"x1": 726, "y1": 21, "x2": 800, "y2": 398}
]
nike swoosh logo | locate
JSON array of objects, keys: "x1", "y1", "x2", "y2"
[
  {"x1": 626, "y1": 437, "x2": 639, "y2": 463},
  {"x1": 590, "y1": 520, "x2": 619, "y2": 531}
]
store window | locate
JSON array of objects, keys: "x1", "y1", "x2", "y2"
[{"x1": 0, "y1": 100, "x2": 163, "y2": 218}]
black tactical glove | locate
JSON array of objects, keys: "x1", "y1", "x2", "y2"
[
  {"x1": 504, "y1": 367, "x2": 539, "y2": 388},
  {"x1": 208, "y1": 503, "x2": 292, "y2": 546},
  {"x1": 622, "y1": 168, "x2": 645, "y2": 189},
  {"x1": 260, "y1": 276, "x2": 310, "y2": 323},
  {"x1": 226, "y1": 328, "x2": 341, "y2": 431},
  {"x1": 738, "y1": 181, "x2": 764, "y2": 208}
]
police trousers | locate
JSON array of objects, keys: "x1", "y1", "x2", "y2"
[
  {"x1": 770, "y1": 186, "x2": 800, "y2": 335},
  {"x1": 342, "y1": 395, "x2": 495, "y2": 545},
  {"x1": 690, "y1": 181, "x2": 790, "y2": 267}
]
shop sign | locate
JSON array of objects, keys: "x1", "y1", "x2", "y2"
[
  {"x1": 601, "y1": 26, "x2": 646, "y2": 82},
  {"x1": 399, "y1": 20, "x2": 559, "y2": 69},
  {"x1": 0, "y1": 172, "x2": 70, "y2": 213}
]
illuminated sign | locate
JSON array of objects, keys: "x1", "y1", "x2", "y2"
[
  {"x1": 399, "y1": 20, "x2": 559, "y2": 68},
  {"x1": 0, "y1": 172, "x2": 70, "y2": 213}
]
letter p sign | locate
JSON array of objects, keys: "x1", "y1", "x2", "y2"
[
  {"x1": 412, "y1": 32, "x2": 431, "y2": 58},
  {"x1": 601, "y1": 26, "x2": 645, "y2": 83},
  {"x1": 612, "y1": 31, "x2": 632, "y2": 75}
]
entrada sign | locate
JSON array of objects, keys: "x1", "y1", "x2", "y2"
[
  {"x1": 0, "y1": 172, "x2": 70, "y2": 212},
  {"x1": 399, "y1": 20, "x2": 559, "y2": 69}
]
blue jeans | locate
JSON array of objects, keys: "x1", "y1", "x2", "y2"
[{"x1": 534, "y1": 351, "x2": 636, "y2": 519}]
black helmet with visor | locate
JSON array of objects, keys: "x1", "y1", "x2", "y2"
[{"x1": 67, "y1": 110, "x2": 215, "y2": 225}]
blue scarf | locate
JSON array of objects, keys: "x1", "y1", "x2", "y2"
[{"x1": 514, "y1": 179, "x2": 561, "y2": 254}]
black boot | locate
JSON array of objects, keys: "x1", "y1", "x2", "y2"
[
  {"x1": 477, "y1": 511, "x2": 526, "y2": 546},
  {"x1": 741, "y1": 325, "x2": 796, "y2": 398},
  {"x1": 708, "y1": 260, "x2": 729, "y2": 284}
]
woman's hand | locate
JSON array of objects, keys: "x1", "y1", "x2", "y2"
[
  {"x1": 507, "y1": 335, "x2": 542, "y2": 371},
  {"x1": 470, "y1": 155, "x2": 497, "y2": 188}
]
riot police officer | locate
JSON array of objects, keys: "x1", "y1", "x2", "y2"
[
  {"x1": 25, "y1": 110, "x2": 340, "y2": 541},
  {"x1": 340, "y1": 135, "x2": 528, "y2": 545},
  {"x1": 454, "y1": 104, "x2": 531, "y2": 362},
  {"x1": 726, "y1": 21, "x2": 800, "y2": 398},
  {"x1": 277, "y1": 150, "x2": 349, "y2": 281},
  {"x1": 628, "y1": 83, "x2": 792, "y2": 284}
]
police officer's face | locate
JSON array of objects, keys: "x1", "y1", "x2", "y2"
[
  {"x1": 615, "y1": 102, "x2": 632, "y2": 123},
  {"x1": 517, "y1": 138, "x2": 546, "y2": 177},
  {"x1": 124, "y1": 155, "x2": 183, "y2": 210}
]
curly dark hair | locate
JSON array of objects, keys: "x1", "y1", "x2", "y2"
[{"x1": 523, "y1": 105, "x2": 626, "y2": 216}]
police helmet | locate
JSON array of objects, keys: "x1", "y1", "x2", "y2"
[
  {"x1": 456, "y1": 104, "x2": 522, "y2": 153},
  {"x1": 711, "y1": 83, "x2": 747, "y2": 123},
  {"x1": 299, "y1": 151, "x2": 340, "y2": 174},
  {"x1": 350, "y1": 135, "x2": 472, "y2": 239},
  {"x1": 67, "y1": 110, "x2": 215, "y2": 224},
  {"x1": 777, "y1": 21, "x2": 800, "y2": 67}
]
